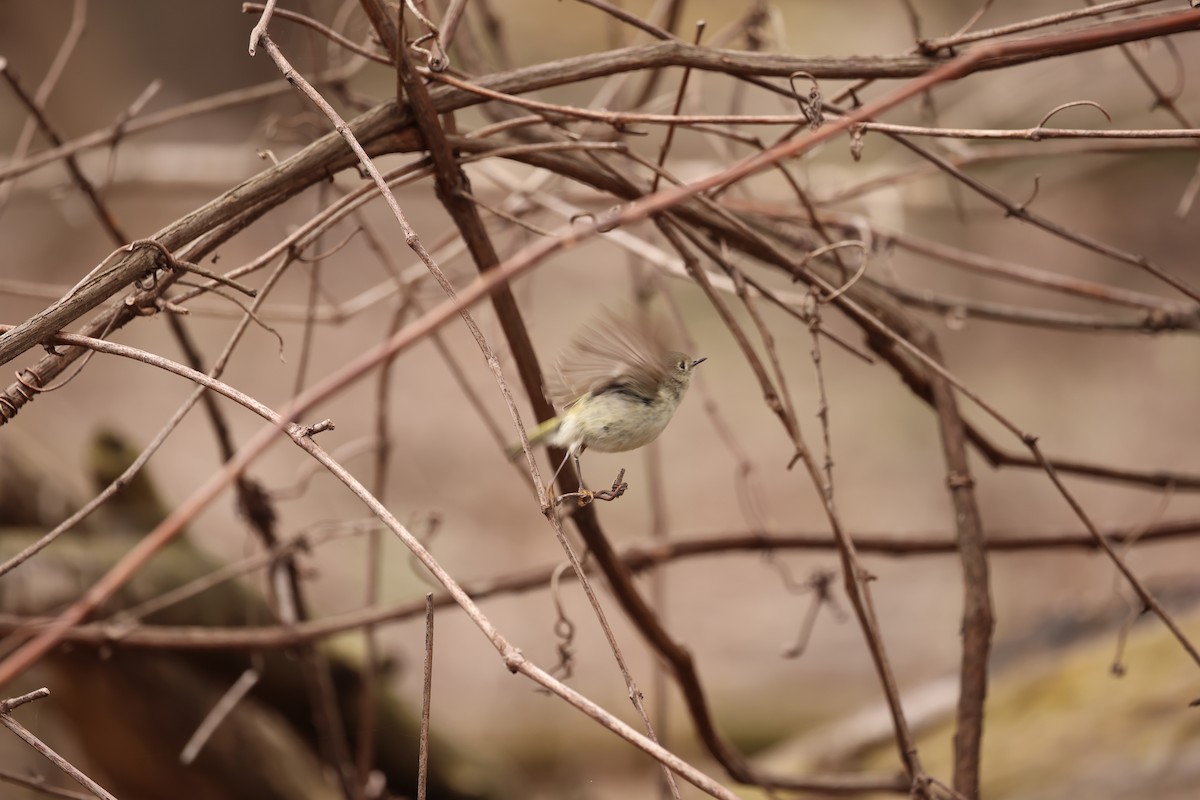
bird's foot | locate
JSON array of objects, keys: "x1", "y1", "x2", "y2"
[{"x1": 553, "y1": 469, "x2": 627, "y2": 507}]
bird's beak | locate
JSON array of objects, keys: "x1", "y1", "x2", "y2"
[{"x1": 690, "y1": 357, "x2": 707, "y2": 368}]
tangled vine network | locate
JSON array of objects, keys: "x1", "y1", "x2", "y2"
[{"x1": 2, "y1": 2, "x2": 1200, "y2": 799}]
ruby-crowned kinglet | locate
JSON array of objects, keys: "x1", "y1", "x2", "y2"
[{"x1": 507, "y1": 311, "x2": 705, "y2": 467}]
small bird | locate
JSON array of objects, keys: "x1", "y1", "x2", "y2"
[{"x1": 509, "y1": 310, "x2": 705, "y2": 490}]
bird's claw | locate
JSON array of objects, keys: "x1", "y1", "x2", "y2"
[{"x1": 553, "y1": 469, "x2": 627, "y2": 507}]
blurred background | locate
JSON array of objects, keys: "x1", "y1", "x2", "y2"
[{"x1": 1, "y1": 1, "x2": 1199, "y2": 798}]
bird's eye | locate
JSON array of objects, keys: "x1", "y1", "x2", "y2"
[{"x1": 678, "y1": 360, "x2": 687, "y2": 371}]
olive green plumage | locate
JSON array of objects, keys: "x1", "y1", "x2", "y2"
[{"x1": 508, "y1": 310, "x2": 705, "y2": 460}]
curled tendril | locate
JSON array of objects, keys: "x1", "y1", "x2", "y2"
[
  {"x1": 409, "y1": 32, "x2": 448, "y2": 72},
  {"x1": 1157, "y1": 37, "x2": 1187, "y2": 107},
  {"x1": 14, "y1": 369, "x2": 45, "y2": 396},
  {"x1": 801, "y1": 240, "x2": 871, "y2": 303},
  {"x1": 788, "y1": 71, "x2": 823, "y2": 128},
  {"x1": 403, "y1": 0, "x2": 448, "y2": 72},
  {"x1": 1036, "y1": 100, "x2": 1111, "y2": 131},
  {"x1": 546, "y1": 561, "x2": 577, "y2": 680},
  {"x1": 1011, "y1": 175, "x2": 1041, "y2": 215}
]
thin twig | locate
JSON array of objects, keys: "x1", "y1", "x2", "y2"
[
  {"x1": 0, "y1": 0, "x2": 87, "y2": 214},
  {"x1": 242, "y1": 3, "x2": 391, "y2": 64},
  {"x1": 0, "y1": 768, "x2": 95, "y2": 800},
  {"x1": 920, "y1": 0, "x2": 1164, "y2": 52},
  {"x1": 1, "y1": 690, "x2": 118, "y2": 800},
  {"x1": 179, "y1": 669, "x2": 261, "y2": 764},
  {"x1": 3, "y1": 517, "x2": 1198, "y2": 650},
  {"x1": 0, "y1": 60, "x2": 128, "y2": 244},
  {"x1": 417, "y1": 594, "x2": 435, "y2": 800}
]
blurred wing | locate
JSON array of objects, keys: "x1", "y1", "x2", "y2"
[{"x1": 553, "y1": 309, "x2": 672, "y2": 406}]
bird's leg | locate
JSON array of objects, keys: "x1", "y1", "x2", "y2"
[
  {"x1": 573, "y1": 451, "x2": 586, "y2": 490},
  {"x1": 549, "y1": 447, "x2": 592, "y2": 506},
  {"x1": 548, "y1": 448, "x2": 573, "y2": 488},
  {"x1": 550, "y1": 446, "x2": 596, "y2": 507},
  {"x1": 572, "y1": 448, "x2": 595, "y2": 506}
]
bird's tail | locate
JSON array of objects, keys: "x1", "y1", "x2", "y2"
[{"x1": 505, "y1": 415, "x2": 562, "y2": 461}]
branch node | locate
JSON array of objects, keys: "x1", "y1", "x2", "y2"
[
  {"x1": 946, "y1": 471, "x2": 975, "y2": 490},
  {"x1": 501, "y1": 645, "x2": 525, "y2": 673},
  {"x1": 297, "y1": 419, "x2": 336, "y2": 438},
  {"x1": 0, "y1": 688, "x2": 50, "y2": 714}
]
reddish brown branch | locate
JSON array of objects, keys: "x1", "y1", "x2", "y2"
[
  {"x1": 1, "y1": 517, "x2": 1195, "y2": 651},
  {"x1": 6, "y1": 8, "x2": 1199, "y2": 368},
  {"x1": 918, "y1": 332, "x2": 992, "y2": 799}
]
